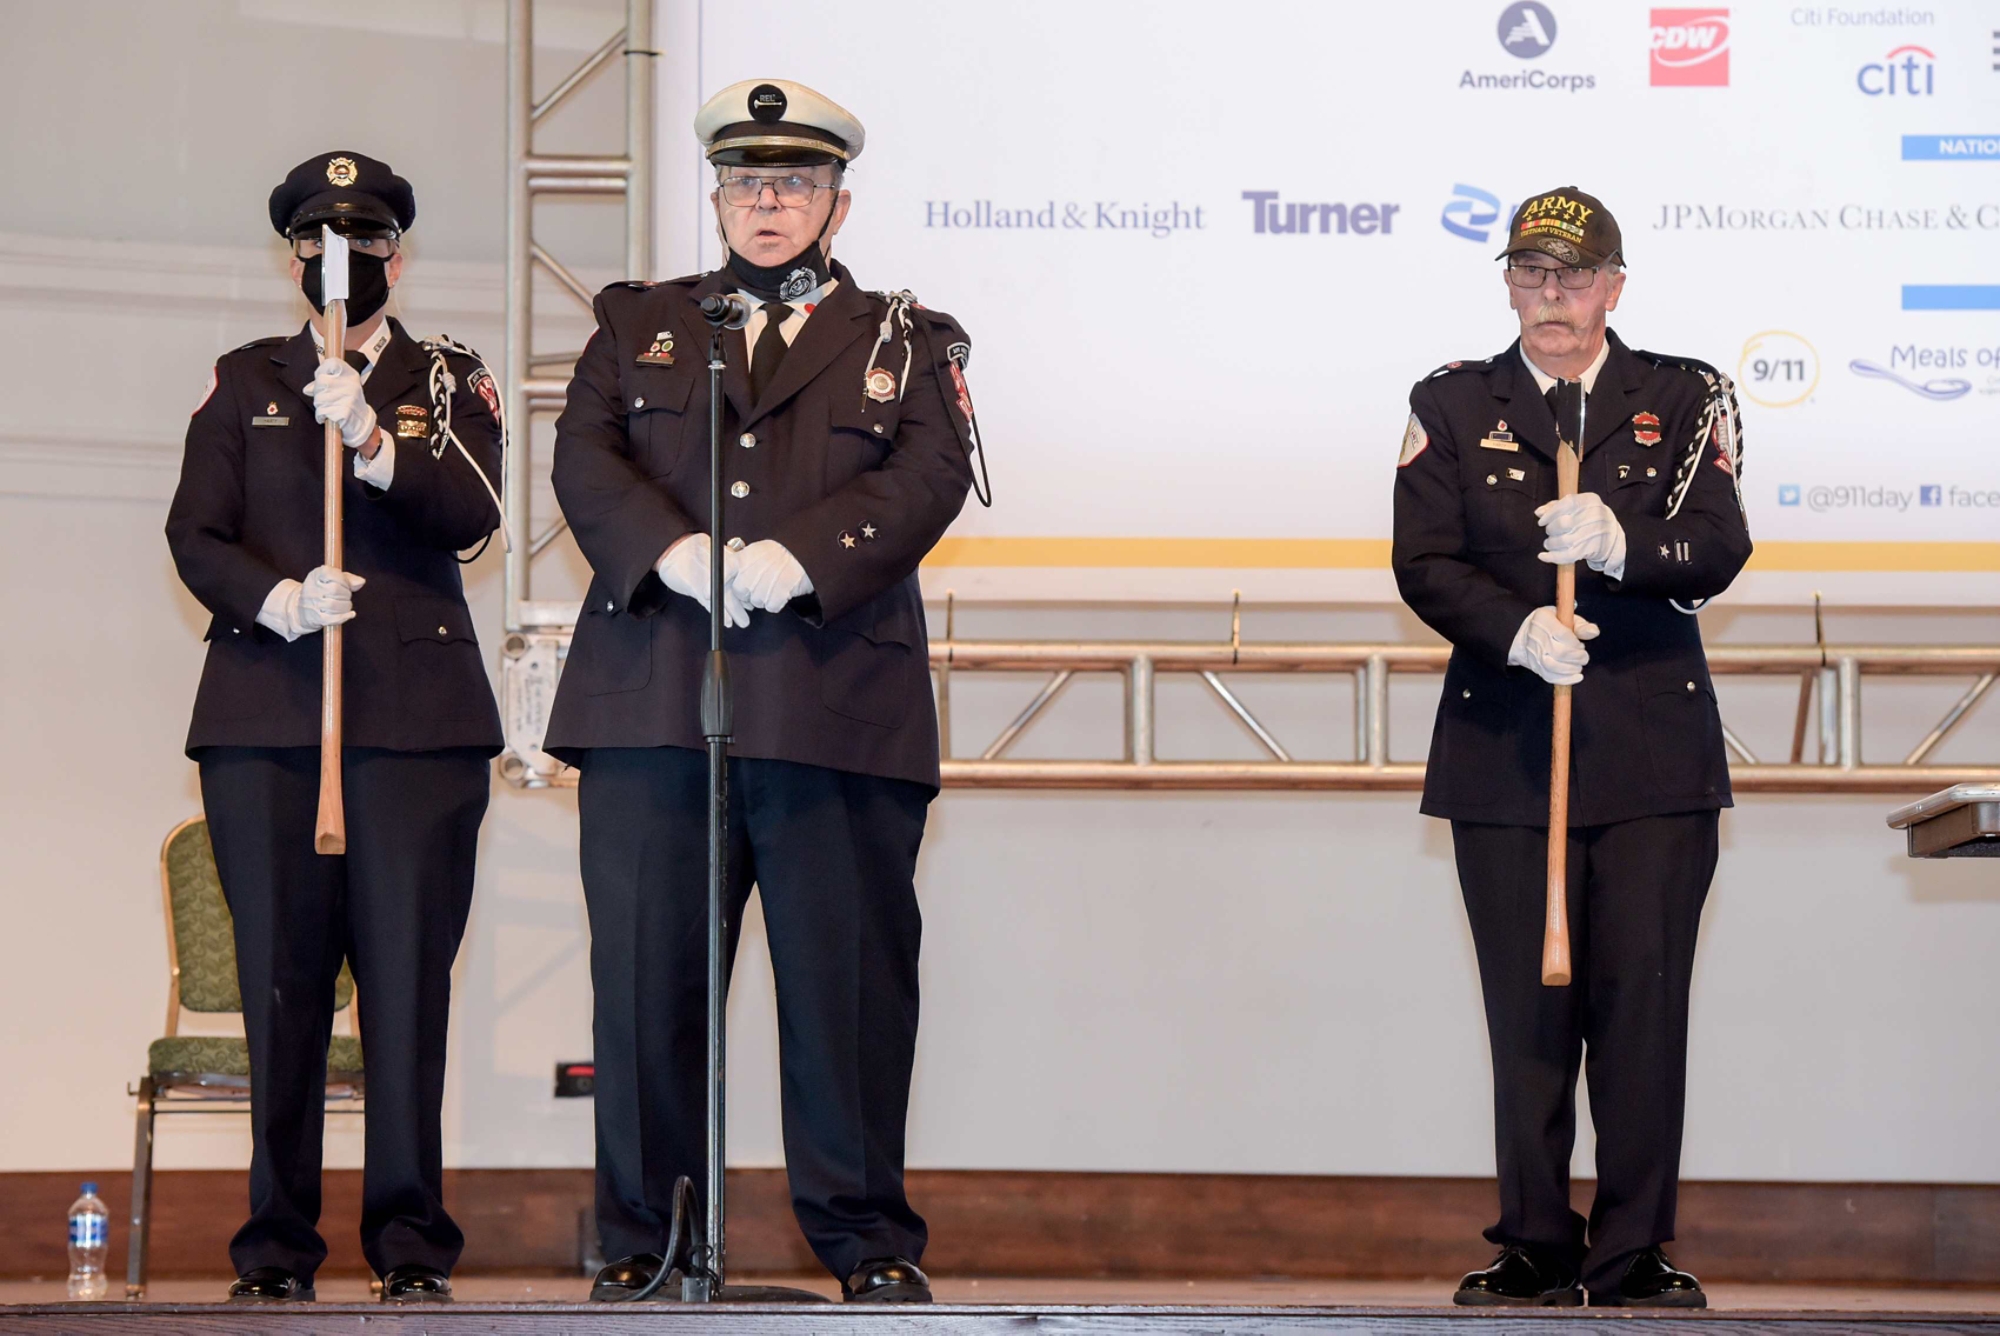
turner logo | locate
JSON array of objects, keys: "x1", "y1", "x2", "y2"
[
  {"x1": 1650, "y1": 9, "x2": 1730, "y2": 85},
  {"x1": 1858, "y1": 45, "x2": 1935, "y2": 95}
]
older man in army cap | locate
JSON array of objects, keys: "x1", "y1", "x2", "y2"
[
  {"x1": 544, "y1": 80, "x2": 979, "y2": 1304},
  {"x1": 166, "y1": 151, "x2": 504, "y2": 1304},
  {"x1": 1392, "y1": 188, "x2": 1750, "y2": 1307}
]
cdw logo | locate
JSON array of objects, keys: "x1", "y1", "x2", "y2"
[{"x1": 1650, "y1": 8, "x2": 1729, "y2": 86}]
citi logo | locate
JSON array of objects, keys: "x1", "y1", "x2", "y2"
[
  {"x1": 1858, "y1": 45, "x2": 1936, "y2": 95},
  {"x1": 1650, "y1": 9, "x2": 1729, "y2": 86}
]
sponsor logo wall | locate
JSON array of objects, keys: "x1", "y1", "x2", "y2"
[{"x1": 677, "y1": 0, "x2": 1999, "y2": 599}]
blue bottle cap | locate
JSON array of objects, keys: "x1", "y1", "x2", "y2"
[{"x1": 80, "y1": 1182, "x2": 98, "y2": 1195}]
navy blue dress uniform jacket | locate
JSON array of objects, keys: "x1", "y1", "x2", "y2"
[
  {"x1": 541, "y1": 262, "x2": 975, "y2": 790},
  {"x1": 1392, "y1": 330, "x2": 1752, "y2": 828},
  {"x1": 166, "y1": 319, "x2": 505, "y2": 756}
]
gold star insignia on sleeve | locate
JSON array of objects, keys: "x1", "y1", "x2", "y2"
[{"x1": 839, "y1": 532, "x2": 857, "y2": 549}]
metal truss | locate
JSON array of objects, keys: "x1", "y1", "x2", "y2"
[
  {"x1": 504, "y1": 0, "x2": 654, "y2": 633},
  {"x1": 496, "y1": 602, "x2": 2000, "y2": 793}
]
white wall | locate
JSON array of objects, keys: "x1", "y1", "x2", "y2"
[{"x1": 1, "y1": 5, "x2": 1997, "y2": 1187}]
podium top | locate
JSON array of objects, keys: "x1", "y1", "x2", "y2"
[{"x1": 1886, "y1": 784, "x2": 2000, "y2": 831}]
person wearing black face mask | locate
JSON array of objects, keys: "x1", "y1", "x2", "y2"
[
  {"x1": 544, "y1": 81, "x2": 983, "y2": 1305},
  {"x1": 164, "y1": 151, "x2": 505, "y2": 1306}
]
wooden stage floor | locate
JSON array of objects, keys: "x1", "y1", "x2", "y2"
[{"x1": 8, "y1": 1276, "x2": 2000, "y2": 1332}]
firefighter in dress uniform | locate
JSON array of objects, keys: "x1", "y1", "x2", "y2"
[
  {"x1": 540, "y1": 81, "x2": 980, "y2": 1304},
  {"x1": 165, "y1": 151, "x2": 505, "y2": 1304},
  {"x1": 1391, "y1": 188, "x2": 1750, "y2": 1308}
]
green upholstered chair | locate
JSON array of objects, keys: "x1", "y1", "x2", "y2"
[{"x1": 126, "y1": 816, "x2": 364, "y2": 1297}]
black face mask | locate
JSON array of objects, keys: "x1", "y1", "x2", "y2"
[
  {"x1": 300, "y1": 251, "x2": 391, "y2": 323},
  {"x1": 724, "y1": 203, "x2": 836, "y2": 303}
]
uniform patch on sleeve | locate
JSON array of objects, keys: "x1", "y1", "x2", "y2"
[
  {"x1": 193, "y1": 365, "x2": 217, "y2": 416},
  {"x1": 469, "y1": 366, "x2": 502, "y2": 423},
  {"x1": 1397, "y1": 412, "x2": 1429, "y2": 467}
]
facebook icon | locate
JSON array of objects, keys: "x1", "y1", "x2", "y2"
[
  {"x1": 1921, "y1": 485, "x2": 1943, "y2": 506},
  {"x1": 1779, "y1": 484, "x2": 1801, "y2": 506}
]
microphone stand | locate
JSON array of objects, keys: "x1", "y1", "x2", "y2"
[{"x1": 660, "y1": 306, "x2": 823, "y2": 1306}]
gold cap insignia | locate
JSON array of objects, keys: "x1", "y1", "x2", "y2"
[{"x1": 326, "y1": 157, "x2": 359, "y2": 187}]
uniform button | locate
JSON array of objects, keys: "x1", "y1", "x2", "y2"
[
  {"x1": 739, "y1": 432, "x2": 756, "y2": 449},
  {"x1": 232, "y1": 627, "x2": 241, "y2": 635},
  {"x1": 726, "y1": 537, "x2": 745, "y2": 552},
  {"x1": 873, "y1": 423, "x2": 884, "y2": 434},
  {"x1": 1646, "y1": 467, "x2": 1658, "y2": 478},
  {"x1": 1461, "y1": 688, "x2": 1472, "y2": 699},
  {"x1": 1486, "y1": 474, "x2": 1498, "y2": 486},
  {"x1": 1686, "y1": 681, "x2": 1697, "y2": 692},
  {"x1": 605, "y1": 599, "x2": 615, "y2": 612},
  {"x1": 633, "y1": 396, "x2": 645, "y2": 409},
  {"x1": 730, "y1": 481, "x2": 750, "y2": 499},
  {"x1": 437, "y1": 625, "x2": 448, "y2": 637}
]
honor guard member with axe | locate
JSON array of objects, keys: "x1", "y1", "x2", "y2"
[
  {"x1": 543, "y1": 80, "x2": 981, "y2": 1304},
  {"x1": 1391, "y1": 188, "x2": 1750, "y2": 1308},
  {"x1": 165, "y1": 152, "x2": 505, "y2": 1304}
]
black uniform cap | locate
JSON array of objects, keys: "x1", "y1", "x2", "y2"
[{"x1": 268, "y1": 151, "x2": 416, "y2": 239}]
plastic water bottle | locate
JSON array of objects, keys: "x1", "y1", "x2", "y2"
[{"x1": 66, "y1": 1182, "x2": 109, "y2": 1300}]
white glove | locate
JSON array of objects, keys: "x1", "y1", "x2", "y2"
[
  {"x1": 1507, "y1": 606, "x2": 1601, "y2": 686},
  {"x1": 259, "y1": 566, "x2": 366, "y2": 642},
  {"x1": 1536, "y1": 492, "x2": 1627, "y2": 580},
  {"x1": 307, "y1": 358, "x2": 379, "y2": 450},
  {"x1": 657, "y1": 534, "x2": 749, "y2": 629},
  {"x1": 729, "y1": 540, "x2": 814, "y2": 614}
]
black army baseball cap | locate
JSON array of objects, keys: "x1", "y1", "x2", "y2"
[
  {"x1": 1497, "y1": 186, "x2": 1622, "y2": 267},
  {"x1": 268, "y1": 151, "x2": 416, "y2": 239}
]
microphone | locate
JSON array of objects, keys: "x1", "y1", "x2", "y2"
[{"x1": 698, "y1": 293, "x2": 752, "y2": 330}]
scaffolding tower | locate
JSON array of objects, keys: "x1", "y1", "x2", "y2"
[{"x1": 503, "y1": 0, "x2": 655, "y2": 635}]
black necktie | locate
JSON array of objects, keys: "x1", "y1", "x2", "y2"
[
  {"x1": 344, "y1": 349, "x2": 370, "y2": 377},
  {"x1": 1545, "y1": 379, "x2": 1582, "y2": 444},
  {"x1": 750, "y1": 302, "x2": 791, "y2": 402}
]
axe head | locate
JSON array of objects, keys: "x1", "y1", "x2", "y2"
[{"x1": 320, "y1": 225, "x2": 350, "y2": 305}]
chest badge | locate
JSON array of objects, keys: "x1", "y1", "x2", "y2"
[
  {"x1": 636, "y1": 331, "x2": 675, "y2": 367},
  {"x1": 864, "y1": 368, "x2": 898, "y2": 403},
  {"x1": 1478, "y1": 423, "x2": 1518, "y2": 452},
  {"x1": 394, "y1": 403, "x2": 430, "y2": 439},
  {"x1": 251, "y1": 399, "x2": 289, "y2": 428},
  {"x1": 1632, "y1": 410, "x2": 1662, "y2": 446}
]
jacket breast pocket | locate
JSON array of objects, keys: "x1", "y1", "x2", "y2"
[
  {"x1": 1609, "y1": 459, "x2": 1667, "y2": 514},
  {"x1": 565, "y1": 580, "x2": 653, "y2": 695},
  {"x1": 825, "y1": 393, "x2": 899, "y2": 492},
  {"x1": 1464, "y1": 462, "x2": 1542, "y2": 553},
  {"x1": 1639, "y1": 662, "x2": 1722, "y2": 795},
  {"x1": 621, "y1": 364, "x2": 696, "y2": 481},
  {"x1": 814, "y1": 595, "x2": 919, "y2": 729}
]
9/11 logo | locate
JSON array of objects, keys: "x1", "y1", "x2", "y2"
[{"x1": 1650, "y1": 8, "x2": 1729, "y2": 86}]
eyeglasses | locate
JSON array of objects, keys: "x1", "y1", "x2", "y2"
[
  {"x1": 718, "y1": 174, "x2": 835, "y2": 208},
  {"x1": 1505, "y1": 261, "x2": 1605, "y2": 290},
  {"x1": 293, "y1": 236, "x2": 397, "y2": 258}
]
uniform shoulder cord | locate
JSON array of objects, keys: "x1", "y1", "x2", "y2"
[{"x1": 420, "y1": 335, "x2": 512, "y2": 564}]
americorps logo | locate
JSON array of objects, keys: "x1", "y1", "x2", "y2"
[
  {"x1": 1464, "y1": 3, "x2": 1595, "y2": 90},
  {"x1": 1650, "y1": 9, "x2": 1729, "y2": 86},
  {"x1": 1440, "y1": 185, "x2": 1521, "y2": 242},
  {"x1": 1498, "y1": 1, "x2": 1557, "y2": 56},
  {"x1": 1858, "y1": 45, "x2": 1935, "y2": 94}
]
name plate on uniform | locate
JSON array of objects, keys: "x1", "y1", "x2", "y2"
[
  {"x1": 251, "y1": 415, "x2": 290, "y2": 427},
  {"x1": 1478, "y1": 435, "x2": 1519, "y2": 452}
]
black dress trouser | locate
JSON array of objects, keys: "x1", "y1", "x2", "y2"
[
  {"x1": 197, "y1": 745, "x2": 490, "y2": 1281},
  {"x1": 576, "y1": 746, "x2": 931, "y2": 1279},
  {"x1": 1450, "y1": 811, "x2": 1718, "y2": 1294}
]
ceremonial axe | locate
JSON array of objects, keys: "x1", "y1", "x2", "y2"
[{"x1": 313, "y1": 225, "x2": 349, "y2": 856}]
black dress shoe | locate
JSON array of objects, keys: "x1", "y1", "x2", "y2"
[
  {"x1": 843, "y1": 1257, "x2": 932, "y2": 1303},
  {"x1": 1453, "y1": 1245, "x2": 1583, "y2": 1307},
  {"x1": 227, "y1": 1267, "x2": 315, "y2": 1302},
  {"x1": 590, "y1": 1253, "x2": 670, "y2": 1302},
  {"x1": 1591, "y1": 1247, "x2": 1706, "y2": 1307},
  {"x1": 380, "y1": 1264, "x2": 453, "y2": 1302}
]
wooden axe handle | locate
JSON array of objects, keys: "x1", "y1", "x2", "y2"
[
  {"x1": 313, "y1": 298, "x2": 348, "y2": 856},
  {"x1": 1542, "y1": 440, "x2": 1580, "y2": 986}
]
